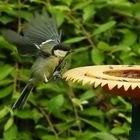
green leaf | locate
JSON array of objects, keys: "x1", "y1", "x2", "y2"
[
  {"x1": 73, "y1": 2, "x2": 90, "y2": 10},
  {"x1": 15, "y1": 109, "x2": 33, "y2": 119},
  {"x1": 0, "y1": 36, "x2": 17, "y2": 51},
  {"x1": 117, "y1": 96, "x2": 131, "y2": 111},
  {"x1": 0, "y1": 79, "x2": 12, "y2": 86},
  {"x1": 111, "y1": 1, "x2": 133, "y2": 17},
  {"x1": 80, "y1": 90, "x2": 95, "y2": 101},
  {"x1": 4, "y1": 117, "x2": 14, "y2": 131},
  {"x1": 91, "y1": 48, "x2": 105, "y2": 64},
  {"x1": 52, "y1": 5, "x2": 70, "y2": 11},
  {"x1": 67, "y1": 138, "x2": 76, "y2": 140},
  {"x1": 53, "y1": 11, "x2": 65, "y2": 27},
  {"x1": 42, "y1": 135, "x2": 75, "y2": 140},
  {"x1": 83, "y1": 5, "x2": 95, "y2": 22},
  {"x1": 63, "y1": 36, "x2": 86, "y2": 44},
  {"x1": 61, "y1": 0, "x2": 72, "y2": 6},
  {"x1": 0, "y1": 85, "x2": 13, "y2": 99},
  {"x1": 97, "y1": 41, "x2": 112, "y2": 51},
  {"x1": 95, "y1": 132, "x2": 117, "y2": 140},
  {"x1": 120, "y1": 51, "x2": 135, "y2": 64},
  {"x1": 18, "y1": 11, "x2": 32, "y2": 21},
  {"x1": 0, "y1": 15, "x2": 13, "y2": 24},
  {"x1": 93, "y1": 21, "x2": 116, "y2": 35},
  {"x1": 0, "y1": 106, "x2": 9, "y2": 119},
  {"x1": 20, "y1": 69, "x2": 31, "y2": 82},
  {"x1": 37, "y1": 83, "x2": 66, "y2": 93},
  {"x1": 3, "y1": 124, "x2": 17, "y2": 140},
  {"x1": 17, "y1": 131, "x2": 32, "y2": 140},
  {"x1": 111, "y1": 126, "x2": 126, "y2": 134},
  {"x1": 29, "y1": 0, "x2": 45, "y2": 3},
  {"x1": 0, "y1": 64, "x2": 14, "y2": 80},
  {"x1": 56, "y1": 121, "x2": 76, "y2": 133},
  {"x1": 105, "y1": 108, "x2": 119, "y2": 118},
  {"x1": 41, "y1": 135, "x2": 60, "y2": 140},
  {"x1": 110, "y1": 45, "x2": 131, "y2": 54},
  {"x1": 31, "y1": 108, "x2": 43, "y2": 122},
  {"x1": 82, "y1": 118, "x2": 107, "y2": 132},
  {"x1": 35, "y1": 124, "x2": 47, "y2": 131},
  {"x1": 48, "y1": 7, "x2": 65, "y2": 26},
  {"x1": 47, "y1": 94, "x2": 64, "y2": 114},
  {"x1": 121, "y1": 30, "x2": 137, "y2": 46},
  {"x1": 72, "y1": 98, "x2": 85, "y2": 110},
  {"x1": 118, "y1": 113, "x2": 131, "y2": 123},
  {"x1": 81, "y1": 107, "x2": 104, "y2": 117},
  {"x1": 76, "y1": 130, "x2": 96, "y2": 140}
]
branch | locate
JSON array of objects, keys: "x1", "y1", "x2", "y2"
[
  {"x1": 67, "y1": 12, "x2": 96, "y2": 48},
  {"x1": 38, "y1": 106, "x2": 59, "y2": 139},
  {"x1": 67, "y1": 84, "x2": 82, "y2": 133}
]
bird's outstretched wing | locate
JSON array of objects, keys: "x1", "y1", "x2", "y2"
[
  {"x1": 23, "y1": 11, "x2": 61, "y2": 54},
  {"x1": 2, "y1": 11, "x2": 61, "y2": 56},
  {"x1": 2, "y1": 29, "x2": 38, "y2": 56}
]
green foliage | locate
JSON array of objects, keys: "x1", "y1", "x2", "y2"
[{"x1": 1, "y1": 0, "x2": 140, "y2": 139}]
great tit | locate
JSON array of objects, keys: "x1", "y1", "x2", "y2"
[{"x1": 2, "y1": 11, "x2": 72, "y2": 109}]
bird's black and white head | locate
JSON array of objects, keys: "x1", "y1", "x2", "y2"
[{"x1": 52, "y1": 44, "x2": 72, "y2": 58}]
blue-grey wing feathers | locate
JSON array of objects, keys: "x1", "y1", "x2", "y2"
[
  {"x1": 23, "y1": 11, "x2": 61, "y2": 47},
  {"x1": 2, "y1": 11, "x2": 61, "y2": 55},
  {"x1": 2, "y1": 29, "x2": 37, "y2": 56}
]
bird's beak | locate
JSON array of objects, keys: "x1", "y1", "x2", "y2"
[
  {"x1": 69, "y1": 49, "x2": 74, "y2": 53},
  {"x1": 66, "y1": 49, "x2": 73, "y2": 56}
]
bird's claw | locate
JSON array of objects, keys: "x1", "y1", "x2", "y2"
[{"x1": 48, "y1": 72, "x2": 62, "y2": 82}]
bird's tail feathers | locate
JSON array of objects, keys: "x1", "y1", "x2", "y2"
[{"x1": 12, "y1": 82, "x2": 34, "y2": 109}]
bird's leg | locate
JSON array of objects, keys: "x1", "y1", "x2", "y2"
[
  {"x1": 48, "y1": 60, "x2": 68, "y2": 82},
  {"x1": 48, "y1": 71, "x2": 62, "y2": 82},
  {"x1": 53, "y1": 71, "x2": 62, "y2": 79},
  {"x1": 44, "y1": 73, "x2": 48, "y2": 83}
]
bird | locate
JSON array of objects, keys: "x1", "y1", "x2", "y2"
[{"x1": 2, "y1": 11, "x2": 72, "y2": 109}]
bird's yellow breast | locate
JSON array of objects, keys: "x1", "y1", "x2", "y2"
[
  {"x1": 45, "y1": 56, "x2": 60, "y2": 75},
  {"x1": 31, "y1": 56, "x2": 61, "y2": 83}
]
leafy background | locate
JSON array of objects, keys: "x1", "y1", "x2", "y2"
[{"x1": 0, "y1": 0, "x2": 139, "y2": 139}]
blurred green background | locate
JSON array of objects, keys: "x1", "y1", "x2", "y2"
[{"x1": 0, "y1": 0, "x2": 140, "y2": 139}]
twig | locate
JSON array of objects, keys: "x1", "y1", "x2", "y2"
[
  {"x1": 67, "y1": 12, "x2": 96, "y2": 48},
  {"x1": 17, "y1": 0, "x2": 22, "y2": 33},
  {"x1": 13, "y1": 63, "x2": 20, "y2": 94},
  {"x1": 38, "y1": 106, "x2": 59, "y2": 140},
  {"x1": 80, "y1": 23, "x2": 96, "y2": 48},
  {"x1": 67, "y1": 84, "x2": 82, "y2": 133},
  {"x1": 13, "y1": 0, "x2": 21, "y2": 95}
]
